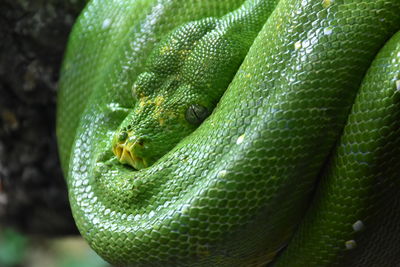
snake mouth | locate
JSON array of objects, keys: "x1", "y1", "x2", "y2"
[{"x1": 113, "y1": 143, "x2": 147, "y2": 170}]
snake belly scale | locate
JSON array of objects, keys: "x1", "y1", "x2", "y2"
[{"x1": 57, "y1": 0, "x2": 400, "y2": 266}]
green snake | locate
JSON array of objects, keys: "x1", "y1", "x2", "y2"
[{"x1": 57, "y1": 0, "x2": 400, "y2": 266}]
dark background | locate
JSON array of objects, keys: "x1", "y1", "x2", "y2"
[
  {"x1": 0, "y1": 2, "x2": 113, "y2": 266},
  {"x1": 0, "y1": 0, "x2": 85, "y2": 238}
]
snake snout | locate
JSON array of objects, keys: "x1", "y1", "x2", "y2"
[{"x1": 112, "y1": 135, "x2": 147, "y2": 170}]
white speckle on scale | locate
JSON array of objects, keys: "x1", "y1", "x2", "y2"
[
  {"x1": 294, "y1": 41, "x2": 302, "y2": 50},
  {"x1": 352, "y1": 220, "x2": 364, "y2": 232},
  {"x1": 93, "y1": 217, "x2": 100, "y2": 225},
  {"x1": 345, "y1": 240, "x2": 357, "y2": 250},
  {"x1": 324, "y1": 27, "x2": 333, "y2": 35},
  {"x1": 218, "y1": 170, "x2": 228, "y2": 178},
  {"x1": 236, "y1": 134, "x2": 245, "y2": 145},
  {"x1": 102, "y1": 18, "x2": 111, "y2": 29}
]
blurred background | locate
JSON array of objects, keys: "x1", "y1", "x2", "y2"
[
  {"x1": 0, "y1": 0, "x2": 111, "y2": 266},
  {"x1": 0, "y1": 228, "x2": 110, "y2": 267}
]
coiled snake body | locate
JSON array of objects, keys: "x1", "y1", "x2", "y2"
[{"x1": 57, "y1": 0, "x2": 400, "y2": 266}]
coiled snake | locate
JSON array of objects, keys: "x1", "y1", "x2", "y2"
[{"x1": 57, "y1": 0, "x2": 400, "y2": 266}]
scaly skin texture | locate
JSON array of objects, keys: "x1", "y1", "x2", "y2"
[
  {"x1": 272, "y1": 30, "x2": 400, "y2": 267},
  {"x1": 57, "y1": 0, "x2": 400, "y2": 266},
  {"x1": 111, "y1": 0, "x2": 277, "y2": 170}
]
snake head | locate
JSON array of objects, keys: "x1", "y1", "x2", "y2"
[
  {"x1": 110, "y1": 17, "x2": 236, "y2": 170},
  {"x1": 111, "y1": 83, "x2": 213, "y2": 170}
]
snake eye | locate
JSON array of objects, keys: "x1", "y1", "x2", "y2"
[
  {"x1": 185, "y1": 104, "x2": 210, "y2": 126},
  {"x1": 118, "y1": 131, "x2": 128, "y2": 142}
]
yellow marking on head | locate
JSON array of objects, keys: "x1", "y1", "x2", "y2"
[
  {"x1": 153, "y1": 104, "x2": 164, "y2": 117},
  {"x1": 159, "y1": 45, "x2": 173, "y2": 55},
  {"x1": 155, "y1": 96, "x2": 165, "y2": 106},
  {"x1": 153, "y1": 108, "x2": 177, "y2": 126},
  {"x1": 137, "y1": 96, "x2": 155, "y2": 113},
  {"x1": 139, "y1": 96, "x2": 149, "y2": 107},
  {"x1": 152, "y1": 104, "x2": 167, "y2": 127}
]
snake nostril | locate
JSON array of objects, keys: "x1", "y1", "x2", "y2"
[
  {"x1": 136, "y1": 138, "x2": 145, "y2": 147},
  {"x1": 118, "y1": 131, "x2": 128, "y2": 142}
]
